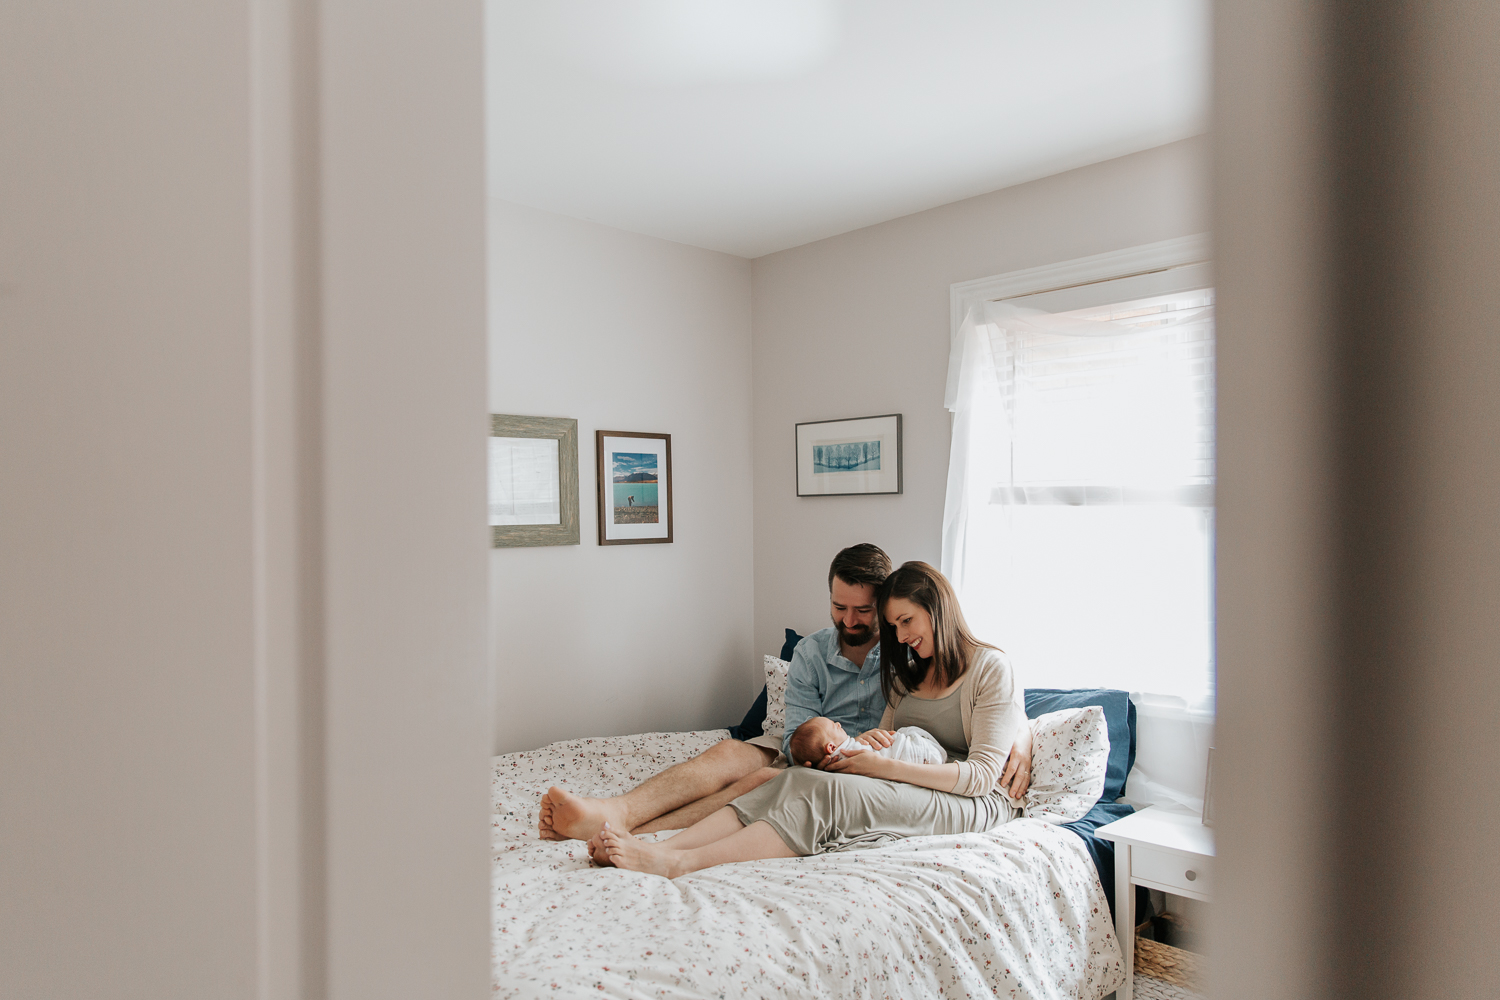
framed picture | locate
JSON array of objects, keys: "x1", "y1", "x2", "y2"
[
  {"x1": 795, "y1": 413, "x2": 903, "y2": 497},
  {"x1": 489, "y1": 414, "x2": 580, "y2": 547},
  {"x1": 595, "y1": 430, "x2": 673, "y2": 545}
]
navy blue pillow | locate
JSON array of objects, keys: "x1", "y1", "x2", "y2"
[
  {"x1": 778, "y1": 628, "x2": 805, "y2": 662},
  {"x1": 1024, "y1": 688, "x2": 1136, "y2": 804},
  {"x1": 727, "y1": 629, "x2": 805, "y2": 742}
]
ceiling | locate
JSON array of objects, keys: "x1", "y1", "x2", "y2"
[{"x1": 486, "y1": 1, "x2": 1210, "y2": 259}]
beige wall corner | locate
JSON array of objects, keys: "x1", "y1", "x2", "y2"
[{"x1": 487, "y1": 201, "x2": 755, "y2": 753}]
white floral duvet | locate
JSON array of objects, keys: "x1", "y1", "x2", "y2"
[{"x1": 493, "y1": 730, "x2": 1125, "y2": 1000}]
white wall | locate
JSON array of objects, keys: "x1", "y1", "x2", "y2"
[
  {"x1": 0, "y1": 4, "x2": 491, "y2": 998},
  {"x1": 749, "y1": 138, "x2": 1210, "y2": 650},
  {"x1": 489, "y1": 201, "x2": 755, "y2": 754}
]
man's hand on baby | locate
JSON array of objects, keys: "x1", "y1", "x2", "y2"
[{"x1": 856, "y1": 729, "x2": 895, "y2": 749}]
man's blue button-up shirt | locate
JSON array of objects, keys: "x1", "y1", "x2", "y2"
[{"x1": 781, "y1": 627, "x2": 886, "y2": 760}]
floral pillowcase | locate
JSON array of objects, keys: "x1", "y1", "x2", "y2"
[
  {"x1": 761, "y1": 655, "x2": 791, "y2": 745},
  {"x1": 1023, "y1": 705, "x2": 1111, "y2": 825}
]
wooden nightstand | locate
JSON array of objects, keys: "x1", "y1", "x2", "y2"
[{"x1": 1096, "y1": 806, "x2": 1214, "y2": 1000}]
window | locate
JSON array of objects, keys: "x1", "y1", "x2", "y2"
[{"x1": 944, "y1": 254, "x2": 1214, "y2": 705}]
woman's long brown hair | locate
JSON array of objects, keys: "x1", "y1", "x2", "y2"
[{"x1": 878, "y1": 561, "x2": 997, "y2": 708}]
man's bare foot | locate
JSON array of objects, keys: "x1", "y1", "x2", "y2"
[
  {"x1": 598, "y1": 823, "x2": 687, "y2": 878},
  {"x1": 537, "y1": 791, "x2": 559, "y2": 840},
  {"x1": 538, "y1": 786, "x2": 628, "y2": 842}
]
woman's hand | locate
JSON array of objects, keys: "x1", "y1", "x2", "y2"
[
  {"x1": 855, "y1": 729, "x2": 895, "y2": 750},
  {"x1": 819, "y1": 751, "x2": 897, "y2": 779},
  {"x1": 999, "y1": 724, "x2": 1033, "y2": 798}
]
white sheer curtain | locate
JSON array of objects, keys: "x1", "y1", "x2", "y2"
[{"x1": 942, "y1": 291, "x2": 1216, "y2": 713}]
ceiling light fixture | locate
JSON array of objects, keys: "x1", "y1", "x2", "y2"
[{"x1": 506, "y1": 0, "x2": 843, "y2": 86}]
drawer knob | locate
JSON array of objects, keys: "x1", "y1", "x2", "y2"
[{"x1": 1185, "y1": 870, "x2": 1198, "y2": 881}]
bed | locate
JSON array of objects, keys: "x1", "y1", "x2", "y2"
[{"x1": 492, "y1": 728, "x2": 1127, "y2": 999}]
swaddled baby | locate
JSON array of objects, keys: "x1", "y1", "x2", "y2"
[{"x1": 789, "y1": 716, "x2": 947, "y2": 768}]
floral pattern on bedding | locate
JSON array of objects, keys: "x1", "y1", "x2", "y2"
[
  {"x1": 493, "y1": 729, "x2": 1124, "y2": 1000},
  {"x1": 1024, "y1": 705, "x2": 1111, "y2": 825}
]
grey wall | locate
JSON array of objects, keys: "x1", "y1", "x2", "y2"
[
  {"x1": 0, "y1": 7, "x2": 261, "y2": 994},
  {"x1": 1212, "y1": 3, "x2": 1500, "y2": 999},
  {"x1": 321, "y1": 4, "x2": 492, "y2": 998},
  {"x1": 489, "y1": 201, "x2": 755, "y2": 754},
  {"x1": 0, "y1": 3, "x2": 491, "y2": 998},
  {"x1": 748, "y1": 137, "x2": 1210, "y2": 651}
]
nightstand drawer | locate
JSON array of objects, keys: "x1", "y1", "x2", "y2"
[{"x1": 1133, "y1": 846, "x2": 1212, "y2": 897}]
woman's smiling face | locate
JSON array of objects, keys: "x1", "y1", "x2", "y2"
[{"x1": 884, "y1": 596, "x2": 934, "y2": 660}]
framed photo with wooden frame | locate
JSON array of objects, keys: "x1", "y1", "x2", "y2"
[
  {"x1": 489, "y1": 414, "x2": 580, "y2": 547},
  {"x1": 795, "y1": 413, "x2": 903, "y2": 497},
  {"x1": 595, "y1": 430, "x2": 673, "y2": 545}
]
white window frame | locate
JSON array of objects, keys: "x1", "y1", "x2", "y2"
[
  {"x1": 946, "y1": 234, "x2": 1218, "y2": 814},
  {"x1": 949, "y1": 233, "x2": 1213, "y2": 366}
]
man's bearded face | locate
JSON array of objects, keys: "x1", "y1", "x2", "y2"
[
  {"x1": 829, "y1": 578, "x2": 879, "y2": 647},
  {"x1": 835, "y1": 618, "x2": 873, "y2": 646}
]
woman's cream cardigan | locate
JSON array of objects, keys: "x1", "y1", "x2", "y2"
[{"x1": 877, "y1": 646, "x2": 1025, "y2": 798}]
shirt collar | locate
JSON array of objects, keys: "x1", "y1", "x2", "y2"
[{"x1": 829, "y1": 637, "x2": 880, "y2": 674}]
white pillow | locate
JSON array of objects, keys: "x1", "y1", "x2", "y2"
[
  {"x1": 761, "y1": 655, "x2": 791, "y2": 743},
  {"x1": 1023, "y1": 705, "x2": 1110, "y2": 825}
]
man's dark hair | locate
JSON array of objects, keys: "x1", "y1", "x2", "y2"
[{"x1": 828, "y1": 543, "x2": 892, "y2": 591}]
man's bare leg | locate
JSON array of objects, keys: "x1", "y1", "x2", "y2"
[
  {"x1": 599, "y1": 813, "x2": 797, "y2": 879},
  {"x1": 635, "y1": 766, "x2": 781, "y2": 834},
  {"x1": 538, "y1": 739, "x2": 775, "y2": 842}
]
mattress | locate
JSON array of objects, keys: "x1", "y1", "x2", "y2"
[{"x1": 493, "y1": 729, "x2": 1125, "y2": 999}]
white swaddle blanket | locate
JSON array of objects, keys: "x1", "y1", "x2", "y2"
[{"x1": 829, "y1": 725, "x2": 947, "y2": 765}]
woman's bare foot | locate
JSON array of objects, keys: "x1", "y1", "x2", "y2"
[
  {"x1": 598, "y1": 824, "x2": 688, "y2": 878},
  {"x1": 587, "y1": 831, "x2": 614, "y2": 867},
  {"x1": 537, "y1": 787, "x2": 628, "y2": 841}
]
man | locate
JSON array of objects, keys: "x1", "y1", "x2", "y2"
[
  {"x1": 538, "y1": 543, "x2": 895, "y2": 847},
  {"x1": 537, "y1": 543, "x2": 1031, "y2": 851},
  {"x1": 779, "y1": 542, "x2": 894, "y2": 764}
]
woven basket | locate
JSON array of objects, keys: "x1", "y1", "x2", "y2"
[{"x1": 1134, "y1": 936, "x2": 1204, "y2": 991}]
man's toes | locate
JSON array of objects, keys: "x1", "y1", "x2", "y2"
[{"x1": 537, "y1": 801, "x2": 564, "y2": 840}]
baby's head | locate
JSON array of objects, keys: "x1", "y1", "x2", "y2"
[{"x1": 790, "y1": 716, "x2": 847, "y2": 767}]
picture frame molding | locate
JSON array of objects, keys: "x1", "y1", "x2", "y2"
[
  {"x1": 595, "y1": 429, "x2": 674, "y2": 545},
  {"x1": 490, "y1": 414, "x2": 580, "y2": 548}
]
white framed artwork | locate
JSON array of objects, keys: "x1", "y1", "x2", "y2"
[
  {"x1": 595, "y1": 430, "x2": 673, "y2": 545},
  {"x1": 795, "y1": 413, "x2": 903, "y2": 497}
]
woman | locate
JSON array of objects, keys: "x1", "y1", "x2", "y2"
[{"x1": 598, "y1": 561, "x2": 1029, "y2": 878}]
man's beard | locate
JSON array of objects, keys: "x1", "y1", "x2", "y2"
[{"x1": 835, "y1": 620, "x2": 873, "y2": 646}]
